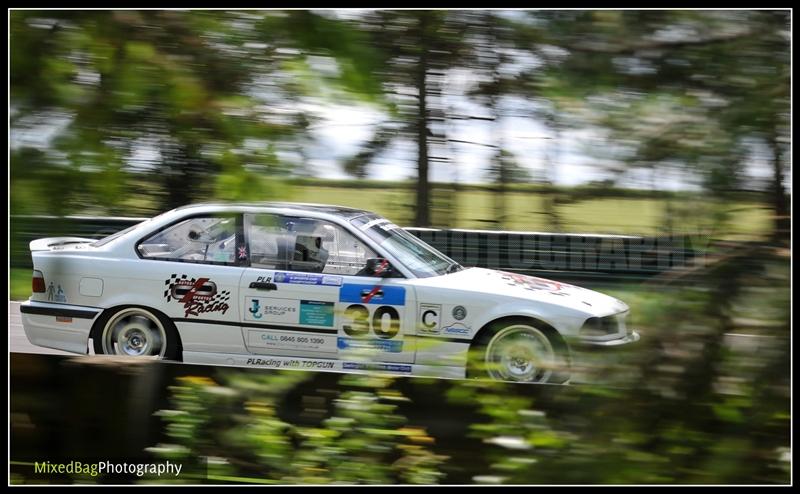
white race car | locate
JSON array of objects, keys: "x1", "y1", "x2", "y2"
[{"x1": 21, "y1": 203, "x2": 639, "y2": 383}]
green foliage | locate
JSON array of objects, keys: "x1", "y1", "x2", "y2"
[
  {"x1": 9, "y1": 10, "x2": 388, "y2": 215},
  {"x1": 10, "y1": 268, "x2": 33, "y2": 301},
  {"x1": 148, "y1": 372, "x2": 445, "y2": 484},
  {"x1": 142, "y1": 250, "x2": 788, "y2": 485},
  {"x1": 143, "y1": 248, "x2": 788, "y2": 485},
  {"x1": 270, "y1": 11, "x2": 387, "y2": 104},
  {"x1": 444, "y1": 250, "x2": 790, "y2": 484},
  {"x1": 283, "y1": 376, "x2": 446, "y2": 484}
]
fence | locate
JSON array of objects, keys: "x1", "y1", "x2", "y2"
[{"x1": 10, "y1": 216, "x2": 699, "y2": 282}]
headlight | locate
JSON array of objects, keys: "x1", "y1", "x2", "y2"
[{"x1": 580, "y1": 313, "x2": 625, "y2": 338}]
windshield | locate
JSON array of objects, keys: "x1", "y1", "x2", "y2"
[{"x1": 351, "y1": 215, "x2": 462, "y2": 278}]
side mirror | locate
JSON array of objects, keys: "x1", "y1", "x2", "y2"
[{"x1": 365, "y1": 258, "x2": 395, "y2": 278}]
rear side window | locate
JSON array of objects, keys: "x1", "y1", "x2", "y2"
[
  {"x1": 91, "y1": 221, "x2": 146, "y2": 247},
  {"x1": 138, "y1": 215, "x2": 240, "y2": 265}
]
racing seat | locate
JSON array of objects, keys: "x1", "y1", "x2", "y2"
[{"x1": 292, "y1": 235, "x2": 328, "y2": 273}]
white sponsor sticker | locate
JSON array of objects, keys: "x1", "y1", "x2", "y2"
[
  {"x1": 247, "y1": 330, "x2": 337, "y2": 353},
  {"x1": 418, "y1": 303, "x2": 442, "y2": 334},
  {"x1": 359, "y1": 217, "x2": 391, "y2": 231},
  {"x1": 442, "y1": 322, "x2": 471, "y2": 336},
  {"x1": 245, "y1": 357, "x2": 337, "y2": 370},
  {"x1": 245, "y1": 297, "x2": 299, "y2": 323}
]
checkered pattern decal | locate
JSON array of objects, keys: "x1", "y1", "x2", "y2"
[
  {"x1": 164, "y1": 273, "x2": 194, "y2": 302},
  {"x1": 211, "y1": 290, "x2": 231, "y2": 304},
  {"x1": 163, "y1": 273, "x2": 231, "y2": 317}
]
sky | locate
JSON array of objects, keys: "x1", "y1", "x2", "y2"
[
  {"x1": 10, "y1": 78, "x2": 786, "y2": 193},
  {"x1": 11, "y1": 100, "x2": 785, "y2": 192},
  {"x1": 299, "y1": 99, "x2": 785, "y2": 192}
]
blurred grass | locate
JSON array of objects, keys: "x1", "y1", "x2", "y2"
[
  {"x1": 10, "y1": 268, "x2": 31, "y2": 301},
  {"x1": 288, "y1": 184, "x2": 771, "y2": 238},
  {"x1": 11, "y1": 175, "x2": 772, "y2": 239}
]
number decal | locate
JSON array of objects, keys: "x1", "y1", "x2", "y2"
[
  {"x1": 372, "y1": 306, "x2": 400, "y2": 339},
  {"x1": 342, "y1": 304, "x2": 401, "y2": 340},
  {"x1": 342, "y1": 304, "x2": 370, "y2": 337}
]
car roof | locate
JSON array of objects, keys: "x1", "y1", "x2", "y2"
[{"x1": 172, "y1": 202, "x2": 374, "y2": 220}]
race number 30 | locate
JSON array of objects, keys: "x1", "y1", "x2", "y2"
[{"x1": 342, "y1": 304, "x2": 400, "y2": 339}]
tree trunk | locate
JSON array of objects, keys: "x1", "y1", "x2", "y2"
[
  {"x1": 414, "y1": 14, "x2": 431, "y2": 227},
  {"x1": 768, "y1": 133, "x2": 789, "y2": 243},
  {"x1": 493, "y1": 149, "x2": 507, "y2": 229},
  {"x1": 544, "y1": 114, "x2": 562, "y2": 231},
  {"x1": 487, "y1": 17, "x2": 506, "y2": 230}
]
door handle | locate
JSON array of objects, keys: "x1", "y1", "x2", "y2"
[
  {"x1": 249, "y1": 282, "x2": 278, "y2": 291},
  {"x1": 361, "y1": 289, "x2": 383, "y2": 298}
]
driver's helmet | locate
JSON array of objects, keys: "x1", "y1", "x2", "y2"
[{"x1": 293, "y1": 224, "x2": 333, "y2": 271}]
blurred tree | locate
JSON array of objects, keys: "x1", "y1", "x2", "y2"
[
  {"x1": 10, "y1": 10, "x2": 394, "y2": 215},
  {"x1": 337, "y1": 11, "x2": 470, "y2": 227},
  {"x1": 466, "y1": 12, "x2": 574, "y2": 231},
  {"x1": 11, "y1": 10, "x2": 303, "y2": 214},
  {"x1": 447, "y1": 248, "x2": 789, "y2": 484},
  {"x1": 510, "y1": 10, "x2": 789, "y2": 239},
  {"x1": 466, "y1": 12, "x2": 518, "y2": 229},
  {"x1": 12, "y1": 10, "x2": 786, "y2": 234}
]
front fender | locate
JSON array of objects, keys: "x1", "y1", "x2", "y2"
[{"x1": 470, "y1": 300, "x2": 590, "y2": 341}]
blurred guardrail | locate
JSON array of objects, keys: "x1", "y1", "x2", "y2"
[
  {"x1": 10, "y1": 215, "x2": 699, "y2": 282},
  {"x1": 407, "y1": 227, "x2": 698, "y2": 282},
  {"x1": 10, "y1": 215, "x2": 148, "y2": 269}
]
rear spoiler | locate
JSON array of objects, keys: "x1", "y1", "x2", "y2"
[{"x1": 29, "y1": 237, "x2": 96, "y2": 252}]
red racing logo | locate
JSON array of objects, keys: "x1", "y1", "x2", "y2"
[
  {"x1": 164, "y1": 274, "x2": 231, "y2": 317},
  {"x1": 498, "y1": 271, "x2": 566, "y2": 293}
]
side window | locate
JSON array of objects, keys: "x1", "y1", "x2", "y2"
[
  {"x1": 246, "y1": 213, "x2": 294, "y2": 270},
  {"x1": 138, "y1": 215, "x2": 238, "y2": 264},
  {"x1": 318, "y1": 222, "x2": 377, "y2": 276},
  {"x1": 246, "y1": 214, "x2": 377, "y2": 276}
]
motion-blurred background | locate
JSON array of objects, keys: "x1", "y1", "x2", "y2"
[{"x1": 9, "y1": 10, "x2": 791, "y2": 485}]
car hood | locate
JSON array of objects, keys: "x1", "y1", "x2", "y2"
[{"x1": 413, "y1": 267, "x2": 628, "y2": 317}]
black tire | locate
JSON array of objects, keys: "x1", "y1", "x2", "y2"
[
  {"x1": 469, "y1": 318, "x2": 570, "y2": 384},
  {"x1": 92, "y1": 306, "x2": 181, "y2": 361}
]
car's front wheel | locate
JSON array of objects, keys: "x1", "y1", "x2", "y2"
[
  {"x1": 93, "y1": 307, "x2": 180, "y2": 360},
  {"x1": 472, "y1": 320, "x2": 569, "y2": 383}
]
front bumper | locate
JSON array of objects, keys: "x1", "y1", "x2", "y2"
[
  {"x1": 20, "y1": 300, "x2": 101, "y2": 354},
  {"x1": 575, "y1": 330, "x2": 641, "y2": 348}
]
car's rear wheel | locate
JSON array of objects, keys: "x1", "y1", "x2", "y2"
[
  {"x1": 93, "y1": 307, "x2": 180, "y2": 360},
  {"x1": 472, "y1": 320, "x2": 569, "y2": 383}
]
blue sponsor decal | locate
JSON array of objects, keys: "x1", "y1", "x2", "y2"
[
  {"x1": 343, "y1": 362, "x2": 412, "y2": 373},
  {"x1": 339, "y1": 284, "x2": 405, "y2": 306},
  {"x1": 274, "y1": 272, "x2": 342, "y2": 286},
  {"x1": 442, "y1": 323, "x2": 471, "y2": 336},
  {"x1": 249, "y1": 299, "x2": 263, "y2": 319},
  {"x1": 337, "y1": 337, "x2": 404, "y2": 353},
  {"x1": 299, "y1": 300, "x2": 334, "y2": 327}
]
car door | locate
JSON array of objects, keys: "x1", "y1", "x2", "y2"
[
  {"x1": 136, "y1": 213, "x2": 246, "y2": 355},
  {"x1": 239, "y1": 212, "x2": 416, "y2": 365}
]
